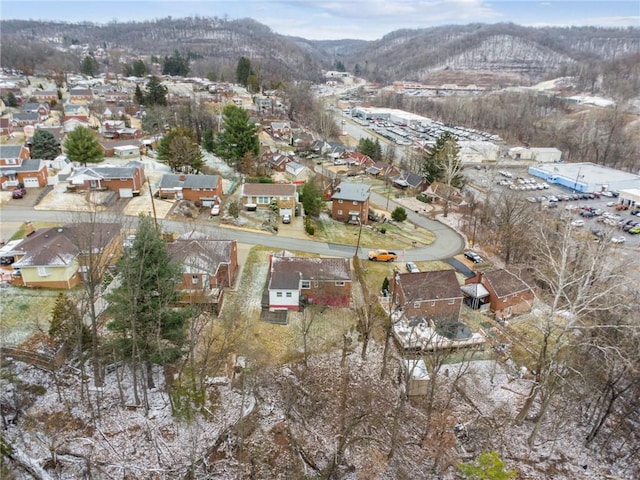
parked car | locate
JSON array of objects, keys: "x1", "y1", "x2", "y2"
[
  {"x1": 570, "y1": 219, "x2": 585, "y2": 227},
  {"x1": 601, "y1": 191, "x2": 613, "y2": 197},
  {"x1": 580, "y1": 210, "x2": 595, "y2": 218},
  {"x1": 464, "y1": 251, "x2": 483, "y2": 263},
  {"x1": 12, "y1": 184, "x2": 27, "y2": 199},
  {"x1": 210, "y1": 204, "x2": 221, "y2": 216},
  {"x1": 405, "y1": 262, "x2": 420, "y2": 273},
  {"x1": 628, "y1": 226, "x2": 640, "y2": 234},
  {"x1": 282, "y1": 214, "x2": 291, "y2": 224},
  {"x1": 611, "y1": 236, "x2": 626, "y2": 244}
]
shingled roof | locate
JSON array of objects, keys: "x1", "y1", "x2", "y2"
[
  {"x1": 396, "y1": 269, "x2": 462, "y2": 302},
  {"x1": 167, "y1": 235, "x2": 234, "y2": 275},
  {"x1": 482, "y1": 269, "x2": 534, "y2": 298},
  {"x1": 269, "y1": 256, "x2": 351, "y2": 290}
]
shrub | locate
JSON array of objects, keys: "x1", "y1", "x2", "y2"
[
  {"x1": 416, "y1": 194, "x2": 431, "y2": 203},
  {"x1": 391, "y1": 207, "x2": 407, "y2": 222},
  {"x1": 379, "y1": 226, "x2": 387, "y2": 234}
]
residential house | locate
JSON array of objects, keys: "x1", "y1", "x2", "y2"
[
  {"x1": 270, "y1": 121, "x2": 291, "y2": 142},
  {"x1": 261, "y1": 150, "x2": 294, "y2": 172},
  {"x1": 422, "y1": 181, "x2": 464, "y2": 209},
  {"x1": 285, "y1": 161, "x2": 309, "y2": 182},
  {"x1": 32, "y1": 90, "x2": 58, "y2": 103},
  {"x1": 100, "y1": 138, "x2": 142, "y2": 157},
  {"x1": 0, "y1": 144, "x2": 49, "y2": 189},
  {"x1": 62, "y1": 116, "x2": 90, "y2": 132},
  {"x1": 331, "y1": 181, "x2": 371, "y2": 224},
  {"x1": 68, "y1": 88, "x2": 94, "y2": 103},
  {"x1": 365, "y1": 160, "x2": 400, "y2": 178},
  {"x1": 11, "y1": 112, "x2": 40, "y2": 128},
  {"x1": 22, "y1": 102, "x2": 50, "y2": 118},
  {"x1": 344, "y1": 151, "x2": 374, "y2": 169},
  {"x1": 167, "y1": 233, "x2": 238, "y2": 313},
  {"x1": 465, "y1": 269, "x2": 535, "y2": 321},
  {"x1": 240, "y1": 183, "x2": 298, "y2": 217},
  {"x1": 266, "y1": 254, "x2": 352, "y2": 311},
  {"x1": 0, "y1": 118, "x2": 14, "y2": 137},
  {"x1": 292, "y1": 131, "x2": 314, "y2": 152},
  {"x1": 67, "y1": 161, "x2": 145, "y2": 198},
  {"x1": 63, "y1": 104, "x2": 90, "y2": 117},
  {"x1": 392, "y1": 171, "x2": 427, "y2": 191},
  {"x1": 10, "y1": 222, "x2": 122, "y2": 289},
  {"x1": 390, "y1": 269, "x2": 464, "y2": 326},
  {"x1": 158, "y1": 173, "x2": 223, "y2": 206}
]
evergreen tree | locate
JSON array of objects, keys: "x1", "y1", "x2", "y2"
[
  {"x1": 134, "y1": 84, "x2": 145, "y2": 105},
  {"x1": 236, "y1": 57, "x2": 252, "y2": 86},
  {"x1": 162, "y1": 50, "x2": 189, "y2": 76},
  {"x1": 30, "y1": 129, "x2": 59, "y2": 160},
  {"x1": 6, "y1": 91, "x2": 18, "y2": 107},
  {"x1": 391, "y1": 207, "x2": 408, "y2": 222},
  {"x1": 106, "y1": 215, "x2": 186, "y2": 397},
  {"x1": 357, "y1": 137, "x2": 382, "y2": 161},
  {"x1": 214, "y1": 104, "x2": 259, "y2": 167},
  {"x1": 156, "y1": 127, "x2": 204, "y2": 173},
  {"x1": 80, "y1": 55, "x2": 99, "y2": 77},
  {"x1": 202, "y1": 128, "x2": 215, "y2": 152},
  {"x1": 144, "y1": 76, "x2": 168, "y2": 106},
  {"x1": 300, "y1": 178, "x2": 324, "y2": 217},
  {"x1": 247, "y1": 73, "x2": 260, "y2": 93},
  {"x1": 49, "y1": 292, "x2": 91, "y2": 352},
  {"x1": 63, "y1": 126, "x2": 104, "y2": 166},
  {"x1": 132, "y1": 59, "x2": 147, "y2": 77}
]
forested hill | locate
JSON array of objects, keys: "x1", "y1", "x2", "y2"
[{"x1": 1, "y1": 18, "x2": 638, "y2": 85}]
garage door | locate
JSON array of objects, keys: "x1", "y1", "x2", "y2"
[
  {"x1": 279, "y1": 208, "x2": 293, "y2": 217},
  {"x1": 201, "y1": 197, "x2": 215, "y2": 207},
  {"x1": 119, "y1": 188, "x2": 133, "y2": 198},
  {"x1": 23, "y1": 178, "x2": 40, "y2": 188}
]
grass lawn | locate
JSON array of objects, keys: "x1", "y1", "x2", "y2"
[{"x1": 311, "y1": 214, "x2": 435, "y2": 250}]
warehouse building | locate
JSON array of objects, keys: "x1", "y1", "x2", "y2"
[{"x1": 528, "y1": 162, "x2": 640, "y2": 193}]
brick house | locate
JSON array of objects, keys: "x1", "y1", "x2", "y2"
[
  {"x1": 11, "y1": 112, "x2": 40, "y2": 128},
  {"x1": 0, "y1": 118, "x2": 14, "y2": 136},
  {"x1": 67, "y1": 161, "x2": 146, "y2": 198},
  {"x1": 331, "y1": 181, "x2": 371, "y2": 224},
  {"x1": 391, "y1": 269, "x2": 463, "y2": 325},
  {"x1": 465, "y1": 269, "x2": 535, "y2": 321},
  {"x1": 68, "y1": 88, "x2": 94, "y2": 103},
  {"x1": 10, "y1": 222, "x2": 122, "y2": 289},
  {"x1": 240, "y1": 183, "x2": 298, "y2": 218},
  {"x1": 100, "y1": 138, "x2": 142, "y2": 157},
  {"x1": 167, "y1": 233, "x2": 238, "y2": 313},
  {"x1": 22, "y1": 102, "x2": 51, "y2": 117},
  {"x1": 32, "y1": 91, "x2": 58, "y2": 103},
  {"x1": 266, "y1": 254, "x2": 352, "y2": 311},
  {"x1": 158, "y1": 173, "x2": 223, "y2": 206},
  {"x1": 0, "y1": 145, "x2": 49, "y2": 189}
]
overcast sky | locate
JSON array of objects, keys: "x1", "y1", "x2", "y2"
[{"x1": 2, "y1": 1, "x2": 638, "y2": 41}]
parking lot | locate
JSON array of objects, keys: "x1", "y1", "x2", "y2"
[{"x1": 466, "y1": 165, "x2": 640, "y2": 248}]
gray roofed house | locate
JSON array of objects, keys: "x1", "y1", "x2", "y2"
[
  {"x1": 267, "y1": 255, "x2": 352, "y2": 311},
  {"x1": 67, "y1": 161, "x2": 146, "y2": 197},
  {"x1": 0, "y1": 145, "x2": 27, "y2": 161},
  {"x1": 331, "y1": 181, "x2": 371, "y2": 224},
  {"x1": 158, "y1": 173, "x2": 223, "y2": 205},
  {"x1": 12, "y1": 112, "x2": 40, "y2": 126}
]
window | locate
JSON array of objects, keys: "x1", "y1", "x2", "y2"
[
  {"x1": 353, "y1": 201, "x2": 358, "y2": 205},
  {"x1": 335, "y1": 281, "x2": 345, "y2": 287},
  {"x1": 337, "y1": 210, "x2": 343, "y2": 215},
  {"x1": 448, "y1": 299, "x2": 455, "y2": 305},
  {"x1": 338, "y1": 199, "x2": 343, "y2": 204},
  {"x1": 413, "y1": 301, "x2": 420, "y2": 308},
  {"x1": 37, "y1": 266, "x2": 50, "y2": 277},
  {"x1": 431, "y1": 300, "x2": 436, "y2": 306},
  {"x1": 301, "y1": 280, "x2": 311, "y2": 289},
  {"x1": 257, "y1": 196, "x2": 270, "y2": 204},
  {"x1": 276, "y1": 292, "x2": 283, "y2": 298},
  {"x1": 286, "y1": 292, "x2": 292, "y2": 298},
  {"x1": 192, "y1": 275, "x2": 199, "y2": 285}
]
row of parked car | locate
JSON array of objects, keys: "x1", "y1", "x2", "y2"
[{"x1": 573, "y1": 205, "x2": 640, "y2": 237}]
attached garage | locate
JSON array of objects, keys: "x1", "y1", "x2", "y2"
[
  {"x1": 119, "y1": 188, "x2": 133, "y2": 198},
  {"x1": 279, "y1": 207, "x2": 293, "y2": 217},
  {"x1": 23, "y1": 178, "x2": 41, "y2": 188}
]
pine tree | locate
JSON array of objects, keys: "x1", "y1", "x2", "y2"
[
  {"x1": 214, "y1": 104, "x2": 259, "y2": 167},
  {"x1": 134, "y1": 84, "x2": 144, "y2": 105},
  {"x1": 49, "y1": 292, "x2": 91, "y2": 353},
  {"x1": 63, "y1": 126, "x2": 104, "y2": 166},
  {"x1": 202, "y1": 128, "x2": 214, "y2": 152},
  {"x1": 144, "y1": 76, "x2": 168, "y2": 107},
  {"x1": 106, "y1": 215, "x2": 186, "y2": 401},
  {"x1": 30, "y1": 129, "x2": 59, "y2": 160},
  {"x1": 6, "y1": 91, "x2": 18, "y2": 107},
  {"x1": 236, "y1": 57, "x2": 252, "y2": 86}
]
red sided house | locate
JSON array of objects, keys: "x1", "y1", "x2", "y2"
[
  {"x1": 266, "y1": 254, "x2": 352, "y2": 311},
  {"x1": 331, "y1": 181, "x2": 371, "y2": 224},
  {"x1": 465, "y1": 269, "x2": 535, "y2": 321},
  {"x1": 0, "y1": 145, "x2": 49, "y2": 190},
  {"x1": 158, "y1": 173, "x2": 223, "y2": 206},
  {"x1": 241, "y1": 183, "x2": 298, "y2": 218},
  {"x1": 66, "y1": 161, "x2": 146, "y2": 198},
  {"x1": 391, "y1": 269, "x2": 463, "y2": 325},
  {"x1": 167, "y1": 233, "x2": 238, "y2": 314},
  {"x1": 10, "y1": 222, "x2": 122, "y2": 289}
]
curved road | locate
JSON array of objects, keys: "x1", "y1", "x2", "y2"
[{"x1": 0, "y1": 200, "x2": 465, "y2": 261}]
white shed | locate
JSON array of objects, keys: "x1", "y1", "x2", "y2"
[
  {"x1": 113, "y1": 145, "x2": 140, "y2": 157},
  {"x1": 403, "y1": 359, "x2": 429, "y2": 396}
]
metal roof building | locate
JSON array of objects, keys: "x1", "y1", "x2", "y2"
[{"x1": 528, "y1": 162, "x2": 640, "y2": 193}]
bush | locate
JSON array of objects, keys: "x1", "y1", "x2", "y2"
[
  {"x1": 379, "y1": 226, "x2": 387, "y2": 234},
  {"x1": 416, "y1": 194, "x2": 431, "y2": 203},
  {"x1": 304, "y1": 216, "x2": 315, "y2": 235},
  {"x1": 391, "y1": 207, "x2": 407, "y2": 222}
]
